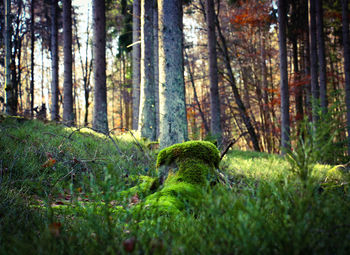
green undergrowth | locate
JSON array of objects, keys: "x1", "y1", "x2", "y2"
[{"x1": 1, "y1": 116, "x2": 350, "y2": 254}]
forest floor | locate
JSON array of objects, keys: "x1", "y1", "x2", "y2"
[{"x1": 1, "y1": 115, "x2": 350, "y2": 254}]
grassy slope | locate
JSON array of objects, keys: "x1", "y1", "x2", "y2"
[{"x1": 1, "y1": 116, "x2": 350, "y2": 255}]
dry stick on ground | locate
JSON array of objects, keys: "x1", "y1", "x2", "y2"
[
  {"x1": 220, "y1": 132, "x2": 248, "y2": 160},
  {"x1": 108, "y1": 127, "x2": 152, "y2": 162}
]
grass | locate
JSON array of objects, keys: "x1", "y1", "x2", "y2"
[{"x1": 1, "y1": 116, "x2": 350, "y2": 254}]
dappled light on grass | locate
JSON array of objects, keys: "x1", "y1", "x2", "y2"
[{"x1": 1, "y1": 117, "x2": 350, "y2": 254}]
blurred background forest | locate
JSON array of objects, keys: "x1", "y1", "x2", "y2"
[{"x1": 0, "y1": 0, "x2": 349, "y2": 158}]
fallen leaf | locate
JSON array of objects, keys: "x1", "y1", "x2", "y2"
[
  {"x1": 48, "y1": 222, "x2": 61, "y2": 237},
  {"x1": 131, "y1": 194, "x2": 139, "y2": 205},
  {"x1": 42, "y1": 158, "x2": 56, "y2": 168},
  {"x1": 123, "y1": 237, "x2": 136, "y2": 252}
]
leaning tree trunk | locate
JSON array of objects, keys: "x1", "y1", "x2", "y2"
[
  {"x1": 138, "y1": 0, "x2": 156, "y2": 141},
  {"x1": 62, "y1": 0, "x2": 74, "y2": 125},
  {"x1": 316, "y1": 0, "x2": 327, "y2": 114},
  {"x1": 206, "y1": 0, "x2": 222, "y2": 145},
  {"x1": 309, "y1": 0, "x2": 319, "y2": 123},
  {"x1": 278, "y1": 0, "x2": 290, "y2": 153},
  {"x1": 342, "y1": 0, "x2": 350, "y2": 155},
  {"x1": 132, "y1": 0, "x2": 141, "y2": 130},
  {"x1": 50, "y1": 0, "x2": 59, "y2": 121},
  {"x1": 215, "y1": 13, "x2": 260, "y2": 151},
  {"x1": 92, "y1": 0, "x2": 108, "y2": 133},
  {"x1": 30, "y1": 0, "x2": 35, "y2": 117},
  {"x1": 158, "y1": 0, "x2": 188, "y2": 148}
]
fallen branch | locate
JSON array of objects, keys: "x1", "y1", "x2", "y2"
[{"x1": 220, "y1": 132, "x2": 248, "y2": 160}]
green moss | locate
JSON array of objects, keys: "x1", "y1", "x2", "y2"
[
  {"x1": 156, "y1": 141, "x2": 220, "y2": 169},
  {"x1": 130, "y1": 141, "x2": 221, "y2": 218},
  {"x1": 119, "y1": 175, "x2": 159, "y2": 198},
  {"x1": 156, "y1": 141, "x2": 220, "y2": 185},
  {"x1": 135, "y1": 182, "x2": 204, "y2": 217}
]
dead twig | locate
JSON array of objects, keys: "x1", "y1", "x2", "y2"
[{"x1": 220, "y1": 132, "x2": 248, "y2": 160}]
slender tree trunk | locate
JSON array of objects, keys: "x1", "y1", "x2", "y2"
[
  {"x1": 153, "y1": 0, "x2": 160, "y2": 139},
  {"x1": 184, "y1": 50, "x2": 210, "y2": 134},
  {"x1": 206, "y1": 0, "x2": 222, "y2": 144},
  {"x1": 139, "y1": 0, "x2": 156, "y2": 140},
  {"x1": 342, "y1": 0, "x2": 350, "y2": 155},
  {"x1": 30, "y1": 0, "x2": 35, "y2": 117},
  {"x1": 309, "y1": 0, "x2": 319, "y2": 123},
  {"x1": 4, "y1": 0, "x2": 14, "y2": 115},
  {"x1": 92, "y1": 0, "x2": 108, "y2": 133},
  {"x1": 316, "y1": 0, "x2": 327, "y2": 114},
  {"x1": 278, "y1": 0, "x2": 290, "y2": 153},
  {"x1": 293, "y1": 38, "x2": 304, "y2": 125},
  {"x1": 158, "y1": 0, "x2": 188, "y2": 148},
  {"x1": 63, "y1": 0, "x2": 74, "y2": 125},
  {"x1": 132, "y1": 0, "x2": 141, "y2": 130},
  {"x1": 50, "y1": 0, "x2": 59, "y2": 121},
  {"x1": 215, "y1": 13, "x2": 260, "y2": 151}
]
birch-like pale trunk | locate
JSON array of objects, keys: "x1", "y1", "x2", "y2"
[
  {"x1": 139, "y1": 0, "x2": 156, "y2": 140},
  {"x1": 132, "y1": 0, "x2": 141, "y2": 130},
  {"x1": 158, "y1": 0, "x2": 188, "y2": 148}
]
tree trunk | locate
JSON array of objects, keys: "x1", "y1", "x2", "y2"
[
  {"x1": 63, "y1": 0, "x2": 74, "y2": 125},
  {"x1": 50, "y1": 0, "x2": 59, "y2": 121},
  {"x1": 30, "y1": 0, "x2": 35, "y2": 117},
  {"x1": 153, "y1": 0, "x2": 160, "y2": 139},
  {"x1": 215, "y1": 13, "x2": 260, "y2": 151},
  {"x1": 278, "y1": 0, "x2": 290, "y2": 153},
  {"x1": 342, "y1": 0, "x2": 350, "y2": 155},
  {"x1": 206, "y1": 0, "x2": 222, "y2": 145},
  {"x1": 4, "y1": 0, "x2": 15, "y2": 115},
  {"x1": 132, "y1": 0, "x2": 141, "y2": 130},
  {"x1": 158, "y1": 0, "x2": 188, "y2": 148},
  {"x1": 309, "y1": 0, "x2": 319, "y2": 123},
  {"x1": 316, "y1": 0, "x2": 327, "y2": 114},
  {"x1": 184, "y1": 50, "x2": 210, "y2": 134},
  {"x1": 139, "y1": 0, "x2": 156, "y2": 140},
  {"x1": 92, "y1": 0, "x2": 108, "y2": 133}
]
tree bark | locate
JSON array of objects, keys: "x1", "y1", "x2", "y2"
[
  {"x1": 50, "y1": 0, "x2": 59, "y2": 121},
  {"x1": 153, "y1": 0, "x2": 160, "y2": 139},
  {"x1": 63, "y1": 0, "x2": 74, "y2": 125},
  {"x1": 132, "y1": 0, "x2": 141, "y2": 130},
  {"x1": 342, "y1": 0, "x2": 350, "y2": 155},
  {"x1": 139, "y1": 0, "x2": 156, "y2": 140},
  {"x1": 309, "y1": 0, "x2": 319, "y2": 123},
  {"x1": 30, "y1": 0, "x2": 35, "y2": 117},
  {"x1": 92, "y1": 0, "x2": 108, "y2": 133},
  {"x1": 316, "y1": 0, "x2": 327, "y2": 114},
  {"x1": 278, "y1": 0, "x2": 290, "y2": 152},
  {"x1": 158, "y1": 0, "x2": 188, "y2": 148},
  {"x1": 206, "y1": 0, "x2": 222, "y2": 145}
]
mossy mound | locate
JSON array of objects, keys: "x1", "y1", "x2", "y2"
[
  {"x1": 156, "y1": 141, "x2": 220, "y2": 185},
  {"x1": 120, "y1": 175, "x2": 159, "y2": 198},
  {"x1": 131, "y1": 141, "x2": 221, "y2": 217}
]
